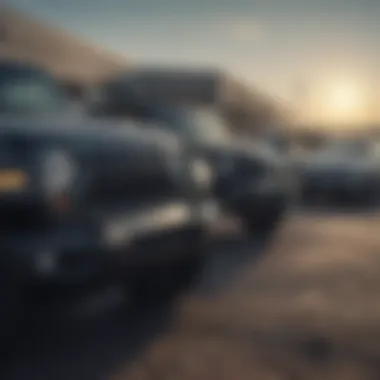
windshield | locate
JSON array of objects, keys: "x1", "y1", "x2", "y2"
[
  {"x1": 151, "y1": 106, "x2": 231, "y2": 144},
  {"x1": 0, "y1": 65, "x2": 67, "y2": 114}
]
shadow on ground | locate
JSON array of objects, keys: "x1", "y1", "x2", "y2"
[{"x1": 0, "y1": 229, "x2": 266, "y2": 380}]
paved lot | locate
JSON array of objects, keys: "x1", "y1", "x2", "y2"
[{"x1": 3, "y1": 211, "x2": 380, "y2": 379}]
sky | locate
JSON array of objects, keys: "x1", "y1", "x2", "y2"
[{"x1": 7, "y1": 0, "x2": 380, "y2": 126}]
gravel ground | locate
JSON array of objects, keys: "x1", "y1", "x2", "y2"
[{"x1": 110, "y1": 212, "x2": 380, "y2": 380}]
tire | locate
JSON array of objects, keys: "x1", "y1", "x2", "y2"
[
  {"x1": 127, "y1": 231, "x2": 206, "y2": 306},
  {"x1": 244, "y1": 201, "x2": 286, "y2": 237}
]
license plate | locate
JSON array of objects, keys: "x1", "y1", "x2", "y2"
[{"x1": 0, "y1": 170, "x2": 28, "y2": 191}]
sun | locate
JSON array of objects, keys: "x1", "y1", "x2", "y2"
[
  {"x1": 318, "y1": 79, "x2": 367, "y2": 125},
  {"x1": 329, "y1": 82, "x2": 362, "y2": 113}
]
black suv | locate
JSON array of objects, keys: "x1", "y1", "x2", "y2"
[
  {"x1": 0, "y1": 60, "x2": 217, "y2": 334},
  {"x1": 89, "y1": 70, "x2": 294, "y2": 235}
]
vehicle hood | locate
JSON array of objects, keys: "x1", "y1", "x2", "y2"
[
  {"x1": 202, "y1": 137, "x2": 281, "y2": 165},
  {"x1": 0, "y1": 114, "x2": 181, "y2": 153},
  {"x1": 300, "y1": 151, "x2": 379, "y2": 174}
]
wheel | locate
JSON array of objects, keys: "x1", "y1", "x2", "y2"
[
  {"x1": 244, "y1": 201, "x2": 286, "y2": 237},
  {"x1": 127, "y1": 230, "x2": 206, "y2": 306},
  {"x1": 129, "y1": 253, "x2": 204, "y2": 306}
]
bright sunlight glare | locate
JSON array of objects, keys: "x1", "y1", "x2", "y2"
[
  {"x1": 329, "y1": 82, "x2": 362, "y2": 112},
  {"x1": 318, "y1": 79, "x2": 368, "y2": 126}
]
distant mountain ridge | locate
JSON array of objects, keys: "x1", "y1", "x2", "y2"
[
  {"x1": 0, "y1": 6, "x2": 128, "y2": 83},
  {"x1": 0, "y1": 6, "x2": 290, "y2": 129}
]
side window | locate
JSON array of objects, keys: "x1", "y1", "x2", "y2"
[
  {"x1": 2, "y1": 80, "x2": 50, "y2": 108},
  {"x1": 0, "y1": 70, "x2": 65, "y2": 113}
]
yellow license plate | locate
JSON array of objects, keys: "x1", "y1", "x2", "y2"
[{"x1": 0, "y1": 170, "x2": 28, "y2": 191}]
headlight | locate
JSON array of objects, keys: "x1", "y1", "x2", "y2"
[
  {"x1": 189, "y1": 159, "x2": 214, "y2": 190},
  {"x1": 40, "y1": 150, "x2": 76, "y2": 197},
  {"x1": 165, "y1": 151, "x2": 214, "y2": 191}
]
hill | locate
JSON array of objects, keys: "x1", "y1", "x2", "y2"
[{"x1": 0, "y1": 6, "x2": 128, "y2": 84}]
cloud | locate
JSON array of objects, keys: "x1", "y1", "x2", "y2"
[{"x1": 224, "y1": 18, "x2": 266, "y2": 44}]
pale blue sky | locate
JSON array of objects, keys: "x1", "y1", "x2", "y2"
[{"x1": 8, "y1": 0, "x2": 380, "y2": 123}]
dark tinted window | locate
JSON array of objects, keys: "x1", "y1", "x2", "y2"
[
  {"x1": 0, "y1": 62, "x2": 67, "y2": 114},
  {"x1": 150, "y1": 106, "x2": 231, "y2": 144}
]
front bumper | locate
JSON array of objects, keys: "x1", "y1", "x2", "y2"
[
  {"x1": 0, "y1": 200, "x2": 218, "y2": 290},
  {"x1": 102, "y1": 200, "x2": 219, "y2": 268},
  {"x1": 0, "y1": 221, "x2": 106, "y2": 289}
]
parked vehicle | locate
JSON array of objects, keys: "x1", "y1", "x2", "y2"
[
  {"x1": 89, "y1": 69, "x2": 295, "y2": 235},
  {"x1": 0, "y1": 60, "x2": 217, "y2": 336},
  {"x1": 298, "y1": 138, "x2": 380, "y2": 204}
]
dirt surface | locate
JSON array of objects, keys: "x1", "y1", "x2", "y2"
[
  {"x1": 1, "y1": 218, "x2": 261, "y2": 380},
  {"x1": 3, "y1": 211, "x2": 380, "y2": 380},
  {"x1": 110, "y1": 212, "x2": 380, "y2": 380}
]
